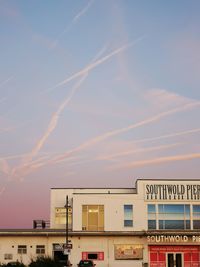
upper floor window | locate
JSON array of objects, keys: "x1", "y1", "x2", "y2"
[
  {"x1": 148, "y1": 204, "x2": 156, "y2": 230},
  {"x1": 158, "y1": 204, "x2": 190, "y2": 230},
  {"x1": 54, "y1": 207, "x2": 72, "y2": 229},
  {"x1": 124, "y1": 205, "x2": 133, "y2": 227},
  {"x1": 36, "y1": 245, "x2": 45, "y2": 254},
  {"x1": 18, "y1": 245, "x2": 27, "y2": 254},
  {"x1": 193, "y1": 205, "x2": 200, "y2": 229},
  {"x1": 82, "y1": 205, "x2": 104, "y2": 231}
]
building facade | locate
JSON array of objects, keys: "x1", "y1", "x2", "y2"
[{"x1": 0, "y1": 179, "x2": 200, "y2": 267}]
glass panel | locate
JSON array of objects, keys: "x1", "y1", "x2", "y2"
[
  {"x1": 193, "y1": 220, "x2": 200, "y2": 229},
  {"x1": 158, "y1": 204, "x2": 163, "y2": 213},
  {"x1": 185, "y1": 205, "x2": 190, "y2": 214},
  {"x1": 124, "y1": 205, "x2": 133, "y2": 227},
  {"x1": 148, "y1": 204, "x2": 156, "y2": 213},
  {"x1": 193, "y1": 205, "x2": 200, "y2": 213},
  {"x1": 164, "y1": 204, "x2": 184, "y2": 213},
  {"x1": 186, "y1": 220, "x2": 190, "y2": 229},
  {"x1": 159, "y1": 220, "x2": 164, "y2": 229},
  {"x1": 99, "y1": 206, "x2": 104, "y2": 230},
  {"x1": 82, "y1": 206, "x2": 87, "y2": 230},
  {"x1": 165, "y1": 220, "x2": 184, "y2": 229},
  {"x1": 148, "y1": 220, "x2": 156, "y2": 229},
  {"x1": 124, "y1": 220, "x2": 133, "y2": 227}
]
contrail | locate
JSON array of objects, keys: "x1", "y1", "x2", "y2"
[
  {"x1": 52, "y1": 100, "x2": 200, "y2": 164},
  {"x1": 48, "y1": 36, "x2": 145, "y2": 92},
  {"x1": 98, "y1": 143, "x2": 181, "y2": 161},
  {"x1": 0, "y1": 76, "x2": 14, "y2": 88},
  {"x1": 113, "y1": 153, "x2": 200, "y2": 170},
  {"x1": 11, "y1": 45, "x2": 107, "y2": 179},
  {"x1": 132, "y1": 127, "x2": 200, "y2": 144},
  {"x1": 73, "y1": 0, "x2": 94, "y2": 23},
  {"x1": 28, "y1": 43, "x2": 107, "y2": 161},
  {"x1": 13, "y1": 100, "x2": 199, "y2": 175},
  {"x1": 50, "y1": 0, "x2": 94, "y2": 49}
]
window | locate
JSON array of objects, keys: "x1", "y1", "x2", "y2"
[
  {"x1": 4, "y1": 254, "x2": 13, "y2": 260},
  {"x1": 124, "y1": 205, "x2": 133, "y2": 227},
  {"x1": 36, "y1": 245, "x2": 45, "y2": 254},
  {"x1": 193, "y1": 205, "x2": 200, "y2": 229},
  {"x1": 82, "y1": 205, "x2": 104, "y2": 231},
  {"x1": 18, "y1": 245, "x2": 27, "y2": 254},
  {"x1": 55, "y1": 207, "x2": 72, "y2": 229},
  {"x1": 148, "y1": 204, "x2": 156, "y2": 230},
  {"x1": 158, "y1": 204, "x2": 190, "y2": 230}
]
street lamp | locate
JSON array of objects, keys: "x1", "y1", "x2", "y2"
[{"x1": 66, "y1": 195, "x2": 69, "y2": 249}]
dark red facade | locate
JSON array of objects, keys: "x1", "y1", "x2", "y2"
[{"x1": 149, "y1": 245, "x2": 200, "y2": 267}]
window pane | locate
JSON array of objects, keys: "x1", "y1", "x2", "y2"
[
  {"x1": 82, "y1": 206, "x2": 87, "y2": 230},
  {"x1": 124, "y1": 220, "x2": 133, "y2": 227},
  {"x1": 164, "y1": 205, "x2": 184, "y2": 213},
  {"x1": 148, "y1": 220, "x2": 156, "y2": 229},
  {"x1": 193, "y1": 205, "x2": 200, "y2": 212},
  {"x1": 82, "y1": 205, "x2": 104, "y2": 231},
  {"x1": 148, "y1": 204, "x2": 155, "y2": 213},
  {"x1": 165, "y1": 220, "x2": 184, "y2": 229},
  {"x1": 193, "y1": 220, "x2": 200, "y2": 229},
  {"x1": 159, "y1": 220, "x2": 164, "y2": 229},
  {"x1": 124, "y1": 205, "x2": 133, "y2": 220}
]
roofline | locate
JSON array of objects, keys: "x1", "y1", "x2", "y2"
[
  {"x1": 51, "y1": 178, "x2": 200, "y2": 191},
  {"x1": 0, "y1": 229, "x2": 200, "y2": 237}
]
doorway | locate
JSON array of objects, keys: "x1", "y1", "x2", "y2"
[{"x1": 167, "y1": 253, "x2": 182, "y2": 267}]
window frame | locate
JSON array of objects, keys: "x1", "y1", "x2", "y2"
[
  {"x1": 124, "y1": 204, "x2": 133, "y2": 227},
  {"x1": 18, "y1": 245, "x2": 27, "y2": 254}
]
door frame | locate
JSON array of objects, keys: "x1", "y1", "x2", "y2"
[{"x1": 166, "y1": 252, "x2": 184, "y2": 267}]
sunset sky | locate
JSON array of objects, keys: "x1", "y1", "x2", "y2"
[{"x1": 0, "y1": 0, "x2": 200, "y2": 228}]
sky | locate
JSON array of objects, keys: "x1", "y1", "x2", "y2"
[{"x1": 0, "y1": 0, "x2": 200, "y2": 228}]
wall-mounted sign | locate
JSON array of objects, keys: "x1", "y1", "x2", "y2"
[
  {"x1": 147, "y1": 235, "x2": 200, "y2": 243},
  {"x1": 114, "y1": 244, "x2": 143, "y2": 260},
  {"x1": 82, "y1": 252, "x2": 104, "y2": 261},
  {"x1": 145, "y1": 183, "x2": 200, "y2": 201}
]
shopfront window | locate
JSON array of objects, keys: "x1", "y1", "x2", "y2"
[
  {"x1": 193, "y1": 205, "x2": 200, "y2": 229},
  {"x1": 148, "y1": 204, "x2": 156, "y2": 229},
  {"x1": 158, "y1": 204, "x2": 190, "y2": 230},
  {"x1": 124, "y1": 205, "x2": 133, "y2": 227},
  {"x1": 82, "y1": 205, "x2": 104, "y2": 231}
]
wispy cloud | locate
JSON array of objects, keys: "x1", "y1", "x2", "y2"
[
  {"x1": 113, "y1": 153, "x2": 200, "y2": 170},
  {"x1": 143, "y1": 88, "x2": 192, "y2": 108},
  {"x1": 0, "y1": 159, "x2": 10, "y2": 176}
]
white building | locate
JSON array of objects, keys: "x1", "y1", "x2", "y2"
[{"x1": 1, "y1": 179, "x2": 200, "y2": 267}]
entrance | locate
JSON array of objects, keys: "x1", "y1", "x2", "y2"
[{"x1": 167, "y1": 253, "x2": 182, "y2": 267}]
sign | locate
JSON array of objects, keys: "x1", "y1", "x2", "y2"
[
  {"x1": 63, "y1": 243, "x2": 73, "y2": 249},
  {"x1": 114, "y1": 244, "x2": 143, "y2": 260},
  {"x1": 63, "y1": 249, "x2": 71, "y2": 255},
  {"x1": 145, "y1": 183, "x2": 200, "y2": 201},
  {"x1": 53, "y1": 243, "x2": 65, "y2": 251},
  {"x1": 147, "y1": 235, "x2": 200, "y2": 244}
]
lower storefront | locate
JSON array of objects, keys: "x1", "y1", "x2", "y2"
[{"x1": 149, "y1": 245, "x2": 200, "y2": 267}]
